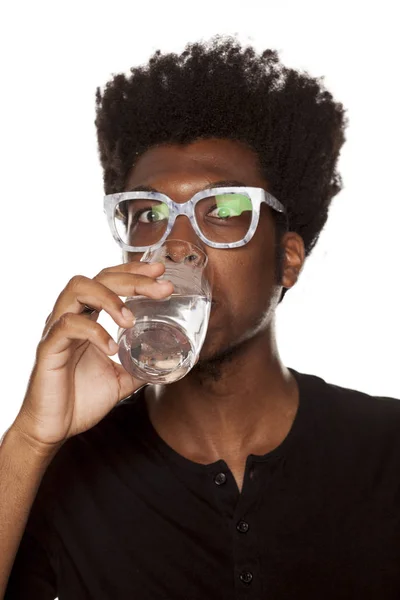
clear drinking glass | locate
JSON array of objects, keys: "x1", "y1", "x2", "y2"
[{"x1": 117, "y1": 239, "x2": 212, "y2": 384}]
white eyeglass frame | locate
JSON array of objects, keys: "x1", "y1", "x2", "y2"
[{"x1": 103, "y1": 186, "x2": 286, "y2": 252}]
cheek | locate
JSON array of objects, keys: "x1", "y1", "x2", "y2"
[{"x1": 211, "y1": 241, "x2": 277, "y2": 317}]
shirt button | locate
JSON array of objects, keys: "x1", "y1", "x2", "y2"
[
  {"x1": 236, "y1": 520, "x2": 249, "y2": 533},
  {"x1": 214, "y1": 472, "x2": 227, "y2": 485},
  {"x1": 239, "y1": 571, "x2": 253, "y2": 584}
]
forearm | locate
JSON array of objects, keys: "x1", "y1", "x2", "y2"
[{"x1": 0, "y1": 425, "x2": 60, "y2": 598}]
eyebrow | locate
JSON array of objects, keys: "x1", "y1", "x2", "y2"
[{"x1": 127, "y1": 180, "x2": 248, "y2": 193}]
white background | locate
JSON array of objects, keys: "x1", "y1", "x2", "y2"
[{"x1": 0, "y1": 0, "x2": 399, "y2": 436}]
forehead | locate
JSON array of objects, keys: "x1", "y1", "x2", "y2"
[{"x1": 125, "y1": 138, "x2": 267, "y2": 191}]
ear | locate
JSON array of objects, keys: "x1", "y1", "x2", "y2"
[{"x1": 280, "y1": 232, "x2": 305, "y2": 290}]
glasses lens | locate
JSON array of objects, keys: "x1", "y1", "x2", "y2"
[
  {"x1": 194, "y1": 192, "x2": 253, "y2": 244},
  {"x1": 114, "y1": 198, "x2": 169, "y2": 248}
]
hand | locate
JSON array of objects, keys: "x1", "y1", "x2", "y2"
[{"x1": 12, "y1": 260, "x2": 173, "y2": 454}]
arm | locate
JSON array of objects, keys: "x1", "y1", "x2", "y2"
[{"x1": 0, "y1": 424, "x2": 61, "y2": 599}]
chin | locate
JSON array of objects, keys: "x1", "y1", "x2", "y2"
[
  {"x1": 198, "y1": 326, "x2": 226, "y2": 360},
  {"x1": 197, "y1": 329, "x2": 238, "y2": 364},
  {"x1": 198, "y1": 312, "x2": 270, "y2": 365},
  {"x1": 192, "y1": 340, "x2": 239, "y2": 382}
]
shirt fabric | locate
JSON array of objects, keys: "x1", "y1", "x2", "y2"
[{"x1": 5, "y1": 367, "x2": 400, "y2": 599}]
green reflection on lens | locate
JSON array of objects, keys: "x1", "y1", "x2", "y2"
[
  {"x1": 139, "y1": 203, "x2": 169, "y2": 223},
  {"x1": 214, "y1": 194, "x2": 252, "y2": 218}
]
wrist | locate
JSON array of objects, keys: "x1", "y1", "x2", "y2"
[{"x1": 6, "y1": 421, "x2": 64, "y2": 464}]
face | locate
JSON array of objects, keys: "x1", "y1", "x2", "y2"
[{"x1": 123, "y1": 138, "x2": 304, "y2": 363}]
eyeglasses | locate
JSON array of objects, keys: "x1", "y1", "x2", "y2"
[{"x1": 103, "y1": 186, "x2": 286, "y2": 252}]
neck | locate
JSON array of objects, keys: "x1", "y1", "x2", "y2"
[{"x1": 145, "y1": 321, "x2": 299, "y2": 465}]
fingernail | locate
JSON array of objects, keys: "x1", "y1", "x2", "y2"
[
  {"x1": 121, "y1": 307, "x2": 135, "y2": 321},
  {"x1": 156, "y1": 278, "x2": 171, "y2": 285}
]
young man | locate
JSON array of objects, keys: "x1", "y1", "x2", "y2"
[{"x1": 3, "y1": 36, "x2": 400, "y2": 599}]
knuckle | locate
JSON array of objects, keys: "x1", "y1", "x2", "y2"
[
  {"x1": 57, "y1": 312, "x2": 75, "y2": 329},
  {"x1": 67, "y1": 274, "x2": 87, "y2": 290},
  {"x1": 90, "y1": 321, "x2": 105, "y2": 341},
  {"x1": 96, "y1": 267, "x2": 109, "y2": 278},
  {"x1": 95, "y1": 325, "x2": 107, "y2": 341},
  {"x1": 93, "y1": 270, "x2": 116, "y2": 290}
]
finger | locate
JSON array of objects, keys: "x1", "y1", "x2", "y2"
[
  {"x1": 38, "y1": 312, "x2": 120, "y2": 361},
  {"x1": 46, "y1": 272, "x2": 174, "y2": 334},
  {"x1": 97, "y1": 260, "x2": 166, "y2": 277},
  {"x1": 96, "y1": 271, "x2": 174, "y2": 300}
]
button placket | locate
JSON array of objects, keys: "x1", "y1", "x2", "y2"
[
  {"x1": 211, "y1": 467, "x2": 238, "y2": 521},
  {"x1": 232, "y1": 460, "x2": 264, "y2": 596}
]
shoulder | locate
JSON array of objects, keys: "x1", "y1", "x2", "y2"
[
  {"x1": 291, "y1": 367, "x2": 400, "y2": 444},
  {"x1": 293, "y1": 367, "x2": 400, "y2": 414},
  {"x1": 321, "y1": 374, "x2": 400, "y2": 422}
]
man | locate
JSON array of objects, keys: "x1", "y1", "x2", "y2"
[{"x1": 4, "y1": 36, "x2": 400, "y2": 599}]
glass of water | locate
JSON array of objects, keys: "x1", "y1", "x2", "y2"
[{"x1": 117, "y1": 239, "x2": 213, "y2": 384}]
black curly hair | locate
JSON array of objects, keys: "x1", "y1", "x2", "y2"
[{"x1": 95, "y1": 35, "x2": 348, "y2": 303}]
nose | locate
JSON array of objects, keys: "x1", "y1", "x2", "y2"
[
  {"x1": 166, "y1": 215, "x2": 207, "y2": 264},
  {"x1": 164, "y1": 238, "x2": 207, "y2": 268}
]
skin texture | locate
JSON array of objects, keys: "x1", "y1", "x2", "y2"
[{"x1": 123, "y1": 138, "x2": 305, "y2": 492}]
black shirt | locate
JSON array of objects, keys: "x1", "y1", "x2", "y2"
[{"x1": 5, "y1": 367, "x2": 400, "y2": 599}]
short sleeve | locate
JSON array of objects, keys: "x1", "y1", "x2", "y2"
[{"x1": 4, "y1": 474, "x2": 58, "y2": 600}]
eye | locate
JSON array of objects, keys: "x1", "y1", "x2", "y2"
[
  {"x1": 136, "y1": 204, "x2": 169, "y2": 224},
  {"x1": 207, "y1": 193, "x2": 252, "y2": 219},
  {"x1": 138, "y1": 209, "x2": 162, "y2": 223},
  {"x1": 208, "y1": 205, "x2": 235, "y2": 219}
]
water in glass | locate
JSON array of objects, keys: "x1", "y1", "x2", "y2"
[{"x1": 117, "y1": 293, "x2": 211, "y2": 383}]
